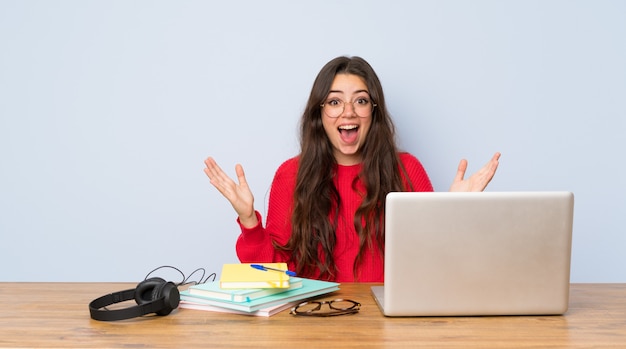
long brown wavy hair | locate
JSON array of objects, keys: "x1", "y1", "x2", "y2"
[{"x1": 279, "y1": 56, "x2": 414, "y2": 281}]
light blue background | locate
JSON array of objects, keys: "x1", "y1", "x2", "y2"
[{"x1": 1, "y1": 1, "x2": 624, "y2": 282}]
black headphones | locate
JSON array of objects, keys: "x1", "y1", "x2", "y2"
[{"x1": 89, "y1": 277, "x2": 180, "y2": 321}]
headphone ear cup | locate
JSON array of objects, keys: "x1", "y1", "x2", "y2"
[
  {"x1": 154, "y1": 281, "x2": 180, "y2": 316},
  {"x1": 134, "y1": 277, "x2": 166, "y2": 305}
]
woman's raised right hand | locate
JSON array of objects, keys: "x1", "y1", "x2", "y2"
[{"x1": 203, "y1": 157, "x2": 258, "y2": 228}]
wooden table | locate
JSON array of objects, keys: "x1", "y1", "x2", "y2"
[{"x1": 1, "y1": 283, "x2": 625, "y2": 348}]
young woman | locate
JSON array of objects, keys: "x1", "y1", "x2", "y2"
[{"x1": 204, "y1": 56, "x2": 500, "y2": 282}]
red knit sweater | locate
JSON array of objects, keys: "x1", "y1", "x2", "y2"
[{"x1": 235, "y1": 153, "x2": 434, "y2": 282}]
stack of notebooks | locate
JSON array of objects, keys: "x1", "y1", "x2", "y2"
[{"x1": 179, "y1": 263, "x2": 339, "y2": 317}]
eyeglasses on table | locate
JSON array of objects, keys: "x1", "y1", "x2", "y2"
[{"x1": 290, "y1": 299, "x2": 361, "y2": 317}]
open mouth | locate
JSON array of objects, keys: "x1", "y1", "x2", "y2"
[{"x1": 338, "y1": 125, "x2": 359, "y2": 143}]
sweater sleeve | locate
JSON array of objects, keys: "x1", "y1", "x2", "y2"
[
  {"x1": 235, "y1": 158, "x2": 297, "y2": 264},
  {"x1": 399, "y1": 152, "x2": 434, "y2": 192}
]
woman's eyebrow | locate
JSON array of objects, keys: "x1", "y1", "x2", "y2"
[{"x1": 327, "y1": 89, "x2": 369, "y2": 95}]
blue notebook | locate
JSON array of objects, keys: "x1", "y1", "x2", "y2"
[
  {"x1": 188, "y1": 277, "x2": 304, "y2": 302},
  {"x1": 180, "y1": 278, "x2": 339, "y2": 313}
]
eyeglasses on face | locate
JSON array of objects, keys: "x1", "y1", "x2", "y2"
[
  {"x1": 320, "y1": 96, "x2": 376, "y2": 118},
  {"x1": 290, "y1": 299, "x2": 361, "y2": 317}
]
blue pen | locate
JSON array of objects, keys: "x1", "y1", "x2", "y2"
[{"x1": 250, "y1": 264, "x2": 297, "y2": 276}]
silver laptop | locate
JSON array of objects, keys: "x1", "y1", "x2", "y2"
[{"x1": 372, "y1": 191, "x2": 574, "y2": 316}]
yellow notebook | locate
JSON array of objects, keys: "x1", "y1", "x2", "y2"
[{"x1": 219, "y1": 263, "x2": 291, "y2": 289}]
